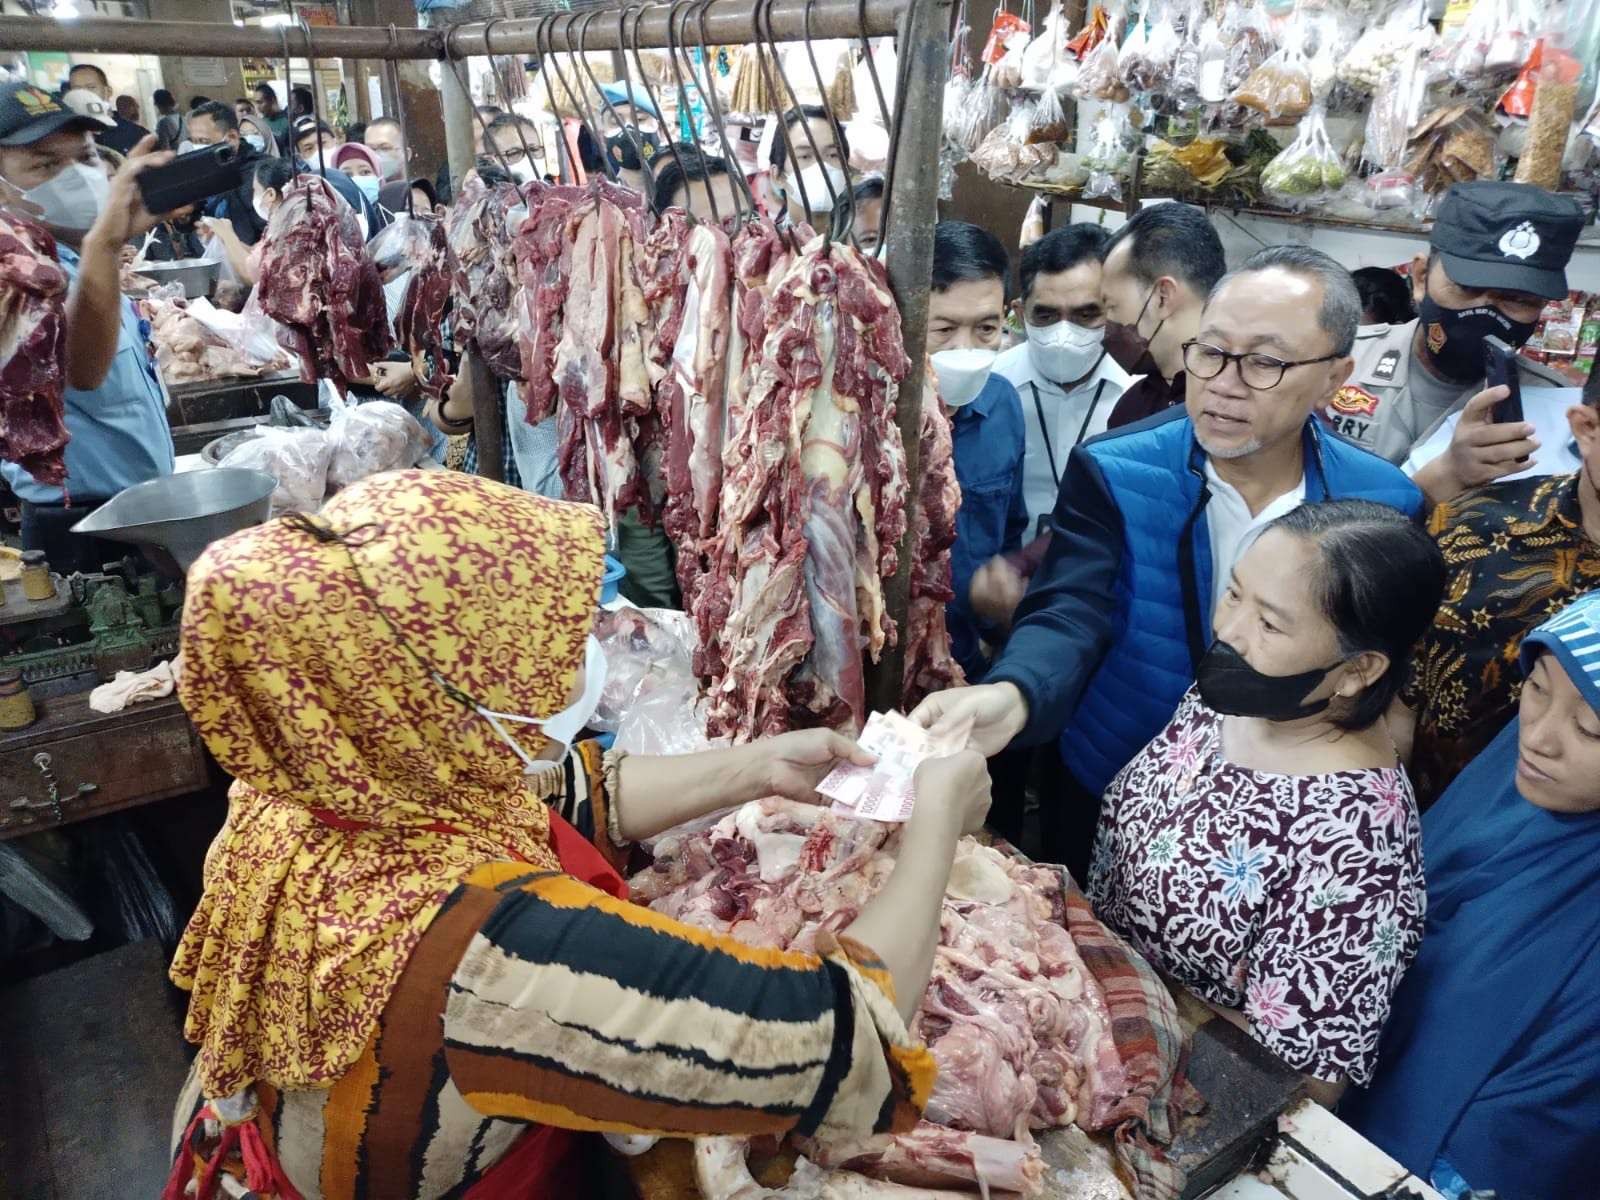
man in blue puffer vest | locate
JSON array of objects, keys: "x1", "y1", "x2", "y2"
[{"x1": 913, "y1": 245, "x2": 1424, "y2": 877}]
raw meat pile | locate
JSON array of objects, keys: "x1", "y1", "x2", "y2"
[
  {"x1": 257, "y1": 175, "x2": 392, "y2": 389},
  {"x1": 0, "y1": 212, "x2": 69, "y2": 488},
  {"x1": 145, "y1": 296, "x2": 290, "y2": 384},
  {"x1": 699, "y1": 235, "x2": 919, "y2": 739},
  {"x1": 446, "y1": 175, "x2": 524, "y2": 382},
  {"x1": 631, "y1": 798, "x2": 1132, "y2": 1198},
  {"x1": 369, "y1": 212, "x2": 453, "y2": 400}
]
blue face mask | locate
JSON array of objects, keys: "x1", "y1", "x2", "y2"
[{"x1": 352, "y1": 174, "x2": 382, "y2": 203}]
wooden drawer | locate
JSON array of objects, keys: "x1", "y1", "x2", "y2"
[{"x1": 0, "y1": 693, "x2": 210, "y2": 839}]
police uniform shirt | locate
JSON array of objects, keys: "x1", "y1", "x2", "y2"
[{"x1": 1328, "y1": 318, "x2": 1565, "y2": 465}]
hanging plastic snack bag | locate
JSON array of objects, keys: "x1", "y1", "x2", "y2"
[
  {"x1": 1260, "y1": 103, "x2": 1348, "y2": 207},
  {"x1": 1192, "y1": 16, "x2": 1229, "y2": 102},
  {"x1": 1232, "y1": 39, "x2": 1313, "y2": 119},
  {"x1": 990, "y1": 11, "x2": 1033, "y2": 89},
  {"x1": 943, "y1": 0, "x2": 978, "y2": 152},
  {"x1": 1022, "y1": 1, "x2": 1067, "y2": 90},
  {"x1": 1364, "y1": 26, "x2": 1429, "y2": 171},
  {"x1": 982, "y1": 7, "x2": 1033, "y2": 64},
  {"x1": 1029, "y1": 83, "x2": 1072, "y2": 142},
  {"x1": 1076, "y1": 17, "x2": 1128, "y2": 101},
  {"x1": 1083, "y1": 108, "x2": 1133, "y2": 199},
  {"x1": 1067, "y1": 5, "x2": 1111, "y2": 57},
  {"x1": 1222, "y1": 1, "x2": 1274, "y2": 95},
  {"x1": 1513, "y1": 36, "x2": 1583, "y2": 188}
]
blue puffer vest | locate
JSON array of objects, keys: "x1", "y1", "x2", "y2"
[{"x1": 1060, "y1": 414, "x2": 1424, "y2": 796}]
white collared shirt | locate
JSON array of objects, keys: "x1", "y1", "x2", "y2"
[
  {"x1": 995, "y1": 342, "x2": 1133, "y2": 526},
  {"x1": 1204, "y1": 459, "x2": 1306, "y2": 609}
]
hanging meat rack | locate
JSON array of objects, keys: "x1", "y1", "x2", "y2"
[{"x1": 0, "y1": 0, "x2": 949, "y2": 710}]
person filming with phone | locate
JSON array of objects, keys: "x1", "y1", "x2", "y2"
[
  {"x1": 1332, "y1": 182, "x2": 1584, "y2": 505},
  {"x1": 0, "y1": 80, "x2": 178, "y2": 572}
]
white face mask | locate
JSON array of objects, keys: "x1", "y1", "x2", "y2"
[
  {"x1": 23, "y1": 161, "x2": 110, "y2": 233},
  {"x1": 243, "y1": 134, "x2": 267, "y2": 153},
  {"x1": 373, "y1": 148, "x2": 405, "y2": 181},
  {"x1": 1025, "y1": 319, "x2": 1107, "y2": 384},
  {"x1": 351, "y1": 174, "x2": 382, "y2": 203},
  {"x1": 474, "y1": 635, "x2": 608, "y2": 772},
  {"x1": 507, "y1": 157, "x2": 539, "y2": 186},
  {"x1": 931, "y1": 347, "x2": 998, "y2": 408},
  {"x1": 252, "y1": 194, "x2": 275, "y2": 224},
  {"x1": 788, "y1": 161, "x2": 848, "y2": 212},
  {"x1": 177, "y1": 139, "x2": 196, "y2": 155}
]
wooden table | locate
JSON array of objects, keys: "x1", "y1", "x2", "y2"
[{"x1": 0, "y1": 690, "x2": 211, "y2": 841}]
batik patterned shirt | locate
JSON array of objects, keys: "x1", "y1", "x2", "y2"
[
  {"x1": 1406, "y1": 473, "x2": 1600, "y2": 809},
  {"x1": 1088, "y1": 689, "x2": 1426, "y2": 1085}
]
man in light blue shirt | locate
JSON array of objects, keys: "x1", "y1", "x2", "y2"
[{"x1": 0, "y1": 80, "x2": 176, "y2": 571}]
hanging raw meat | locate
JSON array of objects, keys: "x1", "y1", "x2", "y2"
[
  {"x1": 257, "y1": 175, "x2": 392, "y2": 389},
  {"x1": 660, "y1": 219, "x2": 733, "y2": 609},
  {"x1": 705, "y1": 235, "x2": 909, "y2": 739},
  {"x1": 903, "y1": 384, "x2": 965, "y2": 709},
  {"x1": 446, "y1": 175, "x2": 524, "y2": 382},
  {"x1": 0, "y1": 213, "x2": 70, "y2": 488},
  {"x1": 511, "y1": 181, "x2": 584, "y2": 420},
  {"x1": 369, "y1": 211, "x2": 453, "y2": 400}
]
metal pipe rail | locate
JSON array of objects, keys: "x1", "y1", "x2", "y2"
[{"x1": 0, "y1": 0, "x2": 905, "y2": 58}]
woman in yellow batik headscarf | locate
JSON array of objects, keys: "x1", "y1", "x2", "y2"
[{"x1": 163, "y1": 469, "x2": 990, "y2": 1200}]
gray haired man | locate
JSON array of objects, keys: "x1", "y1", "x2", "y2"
[{"x1": 911, "y1": 245, "x2": 1424, "y2": 875}]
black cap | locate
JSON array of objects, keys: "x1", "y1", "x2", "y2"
[
  {"x1": 1429, "y1": 181, "x2": 1585, "y2": 301},
  {"x1": 0, "y1": 80, "x2": 104, "y2": 147}
]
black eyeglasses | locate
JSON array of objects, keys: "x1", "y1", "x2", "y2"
[{"x1": 1182, "y1": 340, "x2": 1343, "y2": 391}]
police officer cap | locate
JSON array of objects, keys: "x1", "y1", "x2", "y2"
[{"x1": 1429, "y1": 181, "x2": 1584, "y2": 301}]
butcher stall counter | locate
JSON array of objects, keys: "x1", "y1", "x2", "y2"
[{"x1": 625, "y1": 989, "x2": 1444, "y2": 1200}]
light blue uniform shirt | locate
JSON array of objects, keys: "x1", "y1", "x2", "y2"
[{"x1": 0, "y1": 243, "x2": 175, "y2": 505}]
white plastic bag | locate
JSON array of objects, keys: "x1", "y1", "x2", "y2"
[
  {"x1": 216, "y1": 427, "x2": 333, "y2": 514},
  {"x1": 326, "y1": 400, "x2": 433, "y2": 490}
]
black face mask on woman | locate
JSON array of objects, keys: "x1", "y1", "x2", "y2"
[
  {"x1": 1195, "y1": 639, "x2": 1343, "y2": 722},
  {"x1": 1417, "y1": 294, "x2": 1539, "y2": 384}
]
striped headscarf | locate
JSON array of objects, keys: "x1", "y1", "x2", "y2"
[
  {"x1": 170, "y1": 470, "x2": 606, "y2": 1098},
  {"x1": 1520, "y1": 590, "x2": 1600, "y2": 711}
]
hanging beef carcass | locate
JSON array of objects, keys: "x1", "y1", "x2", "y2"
[
  {"x1": 511, "y1": 182, "x2": 584, "y2": 421},
  {"x1": 0, "y1": 213, "x2": 69, "y2": 489},
  {"x1": 446, "y1": 175, "x2": 524, "y2": 382},
  {"x1": 705, "y1": 235, "x2": 909, "y2": 740},
  {"x1": 257, "y1": 175, "x2": 392, "y2": 389},
  {"x1": 659, "y1": 219, "x2": 733, "y2": 610},
  {"x1": 902, "y1": 384, "x2": 965, "y2": 709},
  {"x1": 369, "y1": 211, "x2": 453, "y2": 400},
  {"x1": 509, "y1": 182, "x2": 659, "y2": 529}
]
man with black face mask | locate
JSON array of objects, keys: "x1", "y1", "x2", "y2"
[
  {"x1": 1334, "y1": 182, "x2": 1583, "y2": 497},
  {"x1": 0, "y1": 80, "x2": 178, "y2": 571}
]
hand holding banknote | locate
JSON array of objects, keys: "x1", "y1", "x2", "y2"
[{"x1": 817, "y1": 710, "x2": 978, "y2": 822}]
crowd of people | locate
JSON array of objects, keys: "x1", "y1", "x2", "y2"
[{"x1": 1, "y1": 52, "x2": 1597, "y2": 1200}]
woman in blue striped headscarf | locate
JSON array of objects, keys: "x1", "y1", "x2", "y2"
[{"x1": 1341, "y1": 591, "x2": 1600, "y2": 1200}]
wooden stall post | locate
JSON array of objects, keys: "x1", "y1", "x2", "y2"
[{"x1": 867, "y1": 0, "x2": 952, "y2": 714}]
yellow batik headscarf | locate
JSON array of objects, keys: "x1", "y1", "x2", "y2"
[{"x1": 170, "y1": 470, "x2": 606, "y2": 1098}]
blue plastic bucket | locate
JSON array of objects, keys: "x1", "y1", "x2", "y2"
[{"x1": 600, "y1": 554, "x2": 626, "y2": 604}]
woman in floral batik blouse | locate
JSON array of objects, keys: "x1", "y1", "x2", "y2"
[{"x1": 1088, "y1": 500, "x2": 1446, "y2": 1105}]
